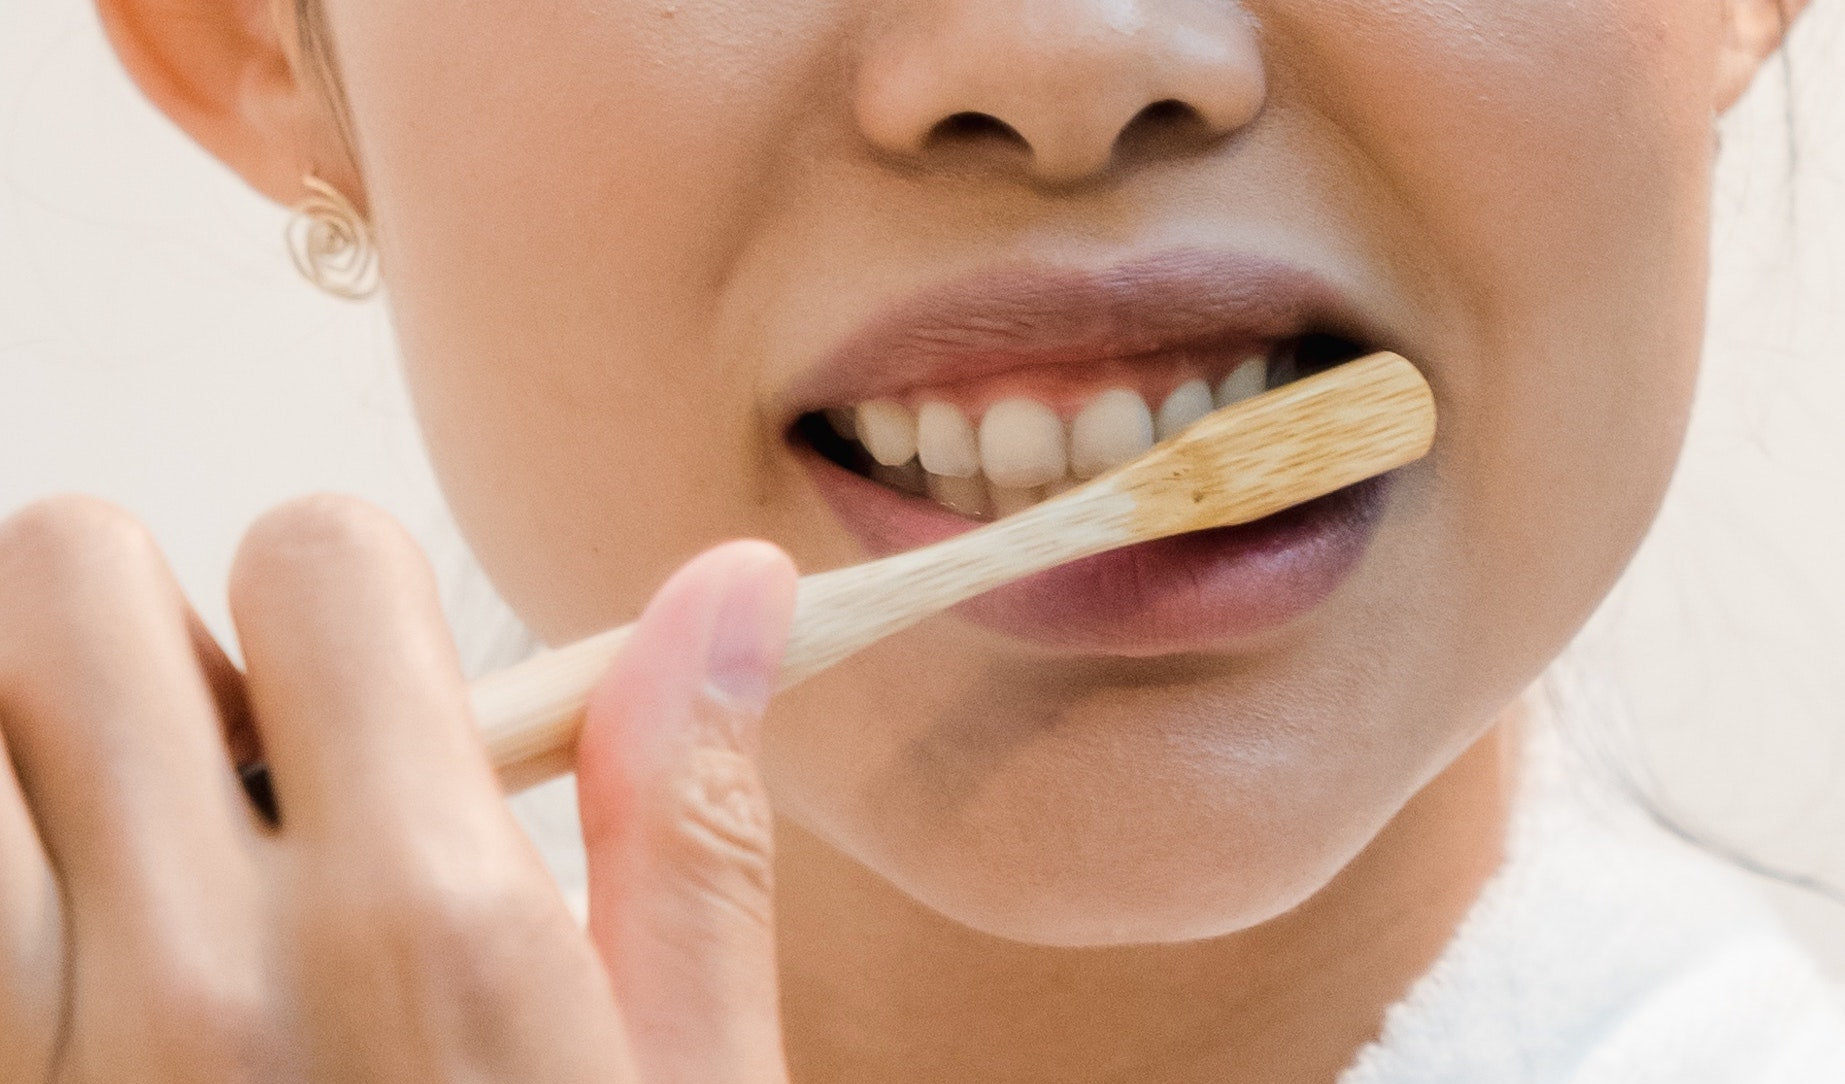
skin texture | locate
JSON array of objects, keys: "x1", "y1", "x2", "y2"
[{"x1": 0, "y1": 0, "x2": 1799, "y2": 1079}]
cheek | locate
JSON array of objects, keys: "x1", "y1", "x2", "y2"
[
  {"x1": 320, "y1": 0, "x2": 849, "y2": 638},
  {"x1": 1279, "y1": 0, "x2": 1723, "y2": 371},
  {"x1": 1282, "y1": 0, "x2": 1725, "y2": 666}
]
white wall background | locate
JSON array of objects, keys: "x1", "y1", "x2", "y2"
[{"x1": 4, "y1": 2, "x2": 1844, "y2": 967}]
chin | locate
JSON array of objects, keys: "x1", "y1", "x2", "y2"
[
  {"x1": 864, "y1": 803, "x2": 1372, "y2": 948},
  {"x1": 773, "y1": 670, "x2": 1401, "y2": 948}
]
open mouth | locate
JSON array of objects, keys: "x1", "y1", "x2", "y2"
[
  {"x1": 782, "y1": 251, "x2": 1400, "y2": 651},
  {"x1": 792, "y1": 332, "x2": 1373, "y2": 522}
]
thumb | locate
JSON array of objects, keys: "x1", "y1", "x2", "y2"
[{"x1": 576, "y1": 540, "x2": 798, "y2": 1083}]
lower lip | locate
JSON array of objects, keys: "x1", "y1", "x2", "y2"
[{"x1": 799, "y1": 448, "x2": 1390, "y2": 656}]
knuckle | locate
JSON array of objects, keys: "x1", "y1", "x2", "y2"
[
  {"x1": 0, "y1": 498, "x2": 179, "y2": 689},
  {"x1": 230, "y1": 494, "x2": 415, "y2": 593},
  {"x1": 136, "y1": 960, "x2": 277, "y2": 1078},
  {"x1": 655, "y1": 748, "x2": 776, "y2": 921},
  {"x1": 0, "y1": 494, "x2": 164, "y2": 590},
  {"x1": 307, "y1": 859, "x2": 563, "y2": 1003}
]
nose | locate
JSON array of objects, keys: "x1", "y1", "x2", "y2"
[{"x1": 854, "y1": 0, "x2": 1265, "y2": 187}]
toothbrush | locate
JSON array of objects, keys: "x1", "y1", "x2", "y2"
[{"x1": 478, "y1": 351, "x2": 1436, "y2": 791}]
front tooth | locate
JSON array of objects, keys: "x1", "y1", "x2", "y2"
[
  {"x1": 989, "y1": 483, "x2": 1042, "y2": 519},
  {"x1": 1156, "y1": 379, "x2": 1215, "y2": 441},
  {"x1": 856, "y1": 400, "x2": 917, "y2": 467},
  {"x1": 978, "y1": 397, "x2": 1067, "y2": 489},
  {"x1": 1069, "y1": 388, "x2": 1154, "y2": 479},
  {"x1": 927, "y1": 472, "x2": 990, "y2": 518},
  {"x1": 916, "y1": 401, "x2": 981, "y2": 478},
  {"x1": 1215, "y1": 356, "x2": 1268, "y2": 407}
]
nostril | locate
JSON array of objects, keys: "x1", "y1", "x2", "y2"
[
  {"x1": 1135, "y1": 99, "x2": 1199, "y2": 126},
  {"x1": 1114, "y1": 98, "x2": 1217, "y2": 161},
  {"x1": 926, "y1": 111, "x2": 1032, "y2": 154}
]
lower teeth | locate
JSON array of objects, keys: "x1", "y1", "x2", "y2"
[{"x1": 925, "y1": 474, "x2": 991, "y2": 519}]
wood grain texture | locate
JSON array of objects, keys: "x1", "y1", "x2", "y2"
[
  {"x1": 1119, "y1": 352, "x2": 1435, "y2": 538},
  {"x1": 480, "y1": 352, "x2": 1435, "y2": 791}
]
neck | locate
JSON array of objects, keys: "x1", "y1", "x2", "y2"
[{"x1": 774, "y1": 706, "x2": 1523, "y2": 1084}]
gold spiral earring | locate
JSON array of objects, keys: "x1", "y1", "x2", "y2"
[{"x1": 286, "y1": 175, "x2": 379, "y2": 301}]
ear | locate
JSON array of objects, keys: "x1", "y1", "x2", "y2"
[
  {"x1": 93, "y1": 0, "x2": 357, "y2": 208},
  {"x1": 1715, "y1": 0, "x2": 1809, "y2": 113}
]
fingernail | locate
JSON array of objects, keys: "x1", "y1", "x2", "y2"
[{"x1": 702, "y1": 567, "x2": 786, "y2": 718}]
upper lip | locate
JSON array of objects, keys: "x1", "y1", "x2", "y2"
[{"x1": 779, "y1": 247, "x2": 1389, "y2": 421}]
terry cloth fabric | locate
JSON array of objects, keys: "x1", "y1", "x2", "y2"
[{"x1": 1337, "y1": 718, "x2": 1845, "y2": 1083}]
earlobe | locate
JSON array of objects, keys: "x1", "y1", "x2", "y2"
[
  {"x1": 93, "y1": 0, "x2": 329, "y2": 206},
  {"x1": 1714, "y1": 0, "x2": 1808, "y2": 113}
]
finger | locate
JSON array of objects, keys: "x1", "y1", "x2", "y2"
[
  {"x1": 579, "y1": 540, "x2": 798, "y2": 1083},
  {"x1": 0, "y1": 497, "x2": 258, "y2": 921},
  {"x1": 227, "y1": 495, "x2": 508, "y2": 847},
  {"x1": 231, "y1": 499, "x2": 633, "y2": 1079},
  {"x1": 0, "y1": 498, "x2": 265, "y2": 1078},
  {"x1": 0, "y1": 708, "x2": 61, "y2": 1081}
]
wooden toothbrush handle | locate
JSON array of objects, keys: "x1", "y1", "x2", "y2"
[
  {"x1": 475, "y1": 623, "x2": 637, "y2": 791},
  {"x1": 478, "y1": 497, "x2": 1131, "y2": 792}
]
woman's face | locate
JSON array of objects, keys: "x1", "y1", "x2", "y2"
[{"x1": 311, "y1": 0, "x2": 1741, "y2": 945}]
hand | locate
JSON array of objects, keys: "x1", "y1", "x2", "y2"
[{"x1": 0, "y1": 494, "x2": 798, "y2": 1081}]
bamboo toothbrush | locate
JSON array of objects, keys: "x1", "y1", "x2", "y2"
[{"x1": 477, "y1": 351, "x2": 1435, "y2": 791}]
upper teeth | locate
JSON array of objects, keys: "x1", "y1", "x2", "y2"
[
  {"x1": 916, "y1": 400, "x2": 982, "y2": 478},
  {"x1": 837, "y1": 354, "x2": 1270, "y2": 519},
  {"x1": 1068, "y1": 388, "x2": 1155, "y2": 479},
  {"x1": 857, "y1": 399, "x2": 919, "y2": 468},
  {"x1": 1156, "y1": 378, "x2": 1216, "y2": 441},
  {"x1": 979, "y1": 398, "x2": 1066, "y2": 489},
  {"x1": 1217, "y1": 357, "x2": 1267, "y2": 407}
]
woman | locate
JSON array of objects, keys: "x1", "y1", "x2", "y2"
[{"x1": 0, "y1": 0, "x2": 1838, "y2": 1078}]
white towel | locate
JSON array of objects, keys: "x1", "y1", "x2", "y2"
[{"x1": 1339, "y1": 722, "x2": 1845, "y2": 1083}]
